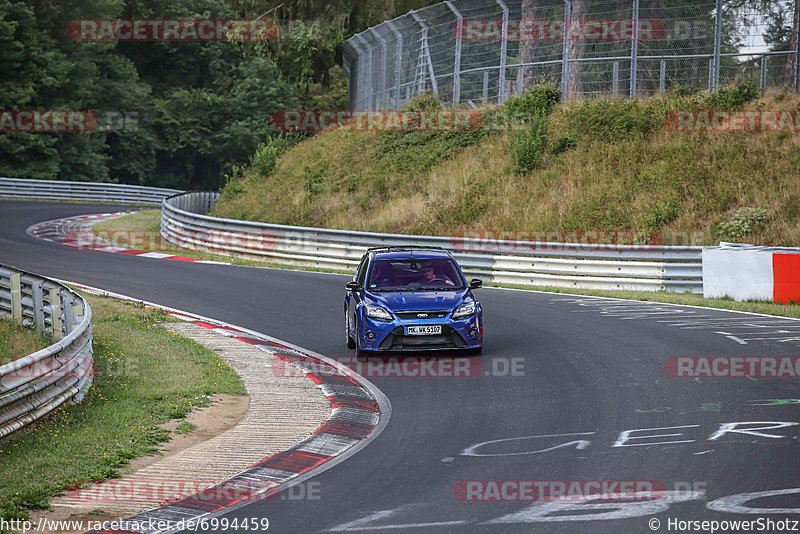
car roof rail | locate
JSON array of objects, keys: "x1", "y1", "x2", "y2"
[{"x1": 367, "y1": 245, "x2": 447, "y2": 253}]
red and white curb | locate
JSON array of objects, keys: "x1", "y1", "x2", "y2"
[
  {"x1": 59, "y1": 281, "x2": 389, "y2": 534},
  {"x1": 27, "y1": 213, "x2": 227, "y2": 265}
]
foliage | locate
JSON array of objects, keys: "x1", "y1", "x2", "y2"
[
  {"x1": 510, "y1": 111, "x2": 548, "y2": 174},
  {"x1": 250, "y1": 133, "x2": 305, "y2": 178},
  {"x1": 504, "y1": 82, "x2": 562, "y2": 117},
  {"x1": 703, "y1": 81, "x2": 760, "y2": 110},
  {"x1": 715, "y1": 207, "x2": 769, "y2": 241},
  {"x1": 563, "y1": 98, "x2": 664, "y2": 141}
]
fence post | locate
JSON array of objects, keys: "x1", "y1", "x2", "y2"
[
  {"x1": 370, "y1": 29, "x2": 388, "y2": 110},
  {"x1": 612, "y1": 61, "x2": 620, "y2": 95},
  {"x1": 10, "y1": 273, "x2": 21, "y2": 322},
  {"x1": 49, "y1": 287, "x2": 63, "y2": 341},
  {"x1": 386, "y1": 21, "x2": 404, "y2": 110},
  {"x1": 713, "y1": 0, "x2": 722, "y2": 92},
  {"x1": 445, "y1": 1, "x2": 463, "y2": 107},
  {"x1": 561, "y1": 0, "x2": 572, "y2": 99},
  {"x1": 32, "y1": 280, "x2": 44, "y2": 330},
  {"x1": 497, "y1": 0, "x2": 509, "y2": 104},
  {"x1": 483, "y1": 71, "x2": 489, "y2": 102},
  {"x1": 795, "y1": 0, "x2": 800, "y2": 92},
  {"x1": 708, "y1": 58, "x2": 714, "y2": 92},
  {"x1": 760, "y1": 56, "x2": 768, "y2": 95},
  {"x1": 659, "y1": 59, "x2": 666, "y2": 93},
  {"x1": 630, "y1": 0, "x2": 639, "y2": 97},
  {"x1": 356, "y1": 35, "x2": 372, "y2": 108},
  {"x1": 411, "y1": 11, "x2": 438, "y2": 96}
]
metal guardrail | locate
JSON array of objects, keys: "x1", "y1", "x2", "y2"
[
  {"x1": 162, "y1": 192, "x2": 703, "y2": 293},
  {"x1": 0, "y1": 265, "x2": 93, "y2": 439},
  {"x1": 0, "y1": 177, "x2": 182, "y2": 205}
]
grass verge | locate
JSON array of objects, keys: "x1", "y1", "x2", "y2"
[
  {"x1": 0, "y1": 320, "x2": 53, "y2": 366},
  {"x1": 0, "y1": 293, "x2": 246, "y2": 522}
]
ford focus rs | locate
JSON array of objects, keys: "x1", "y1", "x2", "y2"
[{"x1": 344, "y1": 247, "x2": 483, "y2": 354}]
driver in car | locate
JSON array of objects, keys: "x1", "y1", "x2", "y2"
[{"x1": 419, "y1": 261, "x2": 455, "y2": 286}]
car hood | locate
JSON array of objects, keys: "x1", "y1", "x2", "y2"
[{"x1": 366, "y1": 289, "x2": 469, "y2": 312}]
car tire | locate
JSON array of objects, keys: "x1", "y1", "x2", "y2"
[
  {"x1": 345, "y1": 312, "x2": 356, "y2": 349},
  {"x1": 465, "y1": 346, "x2": 482, "y2": 355}
]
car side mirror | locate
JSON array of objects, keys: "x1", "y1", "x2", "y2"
[
  {"x1": 345, "y1": 281, "x2": 361, "y2": 291},
  {"x1": 469, "y1": 278, "x2": 483, "y2": 290}
]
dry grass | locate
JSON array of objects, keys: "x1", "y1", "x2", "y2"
[{"x1": 212, "y1": 91, "x2": 800, "y2": 246}]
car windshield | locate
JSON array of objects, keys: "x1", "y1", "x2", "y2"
[{"x1": 367, "y1": 258, "x2": 465, "y2": 291}]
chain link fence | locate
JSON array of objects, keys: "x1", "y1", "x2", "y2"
[{"x1": 343, "y1": 0, "x2": 800, "y2": 110}]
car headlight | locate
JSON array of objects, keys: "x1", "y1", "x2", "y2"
[
  {"x1": 452, "y1": 302, "x2": 476, "y2": 320},
  {"x1": 365, "y1": 305, "x2": 393, "y2": 321}
]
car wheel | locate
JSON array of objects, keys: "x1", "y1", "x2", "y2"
[
  {"x1": 465, "y1": 346, "x2": 482, "y2": 355},
  {"x1": 345, "y1": 312, "x2": 356, "y2": 349}
]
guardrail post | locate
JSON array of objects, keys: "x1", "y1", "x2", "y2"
[
  {"x1": 10, "y1": 273, "x2": 22, "y2": 322},
  {"x1": 612, "y1": 61, "x2": 620, "y2": 95},
  {"x1": 497, "y1": 0, "x2": 509, "y2": 103},
  {"x1": 63, "y1": 291, "x2": 75, "y2": 333},
  {"x1": 482, "y1": 71, "x2": 489, "y2": 102},
  {"x1": 659, "y1": 59, "x2": 667, "y2": 93},
  {"x1": 49, "y1": 287, "x2": 63, "y2": 340},
  {"x1": 760, "y1": 56, "x2": 768, "y2": 95},
  {"x1": 31, "y1": 280, "x2": 44, "y2": 330}
]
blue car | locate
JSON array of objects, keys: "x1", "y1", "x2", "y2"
[{"x1": 344, "y1": 247, "x2": 483, "y2": 355}]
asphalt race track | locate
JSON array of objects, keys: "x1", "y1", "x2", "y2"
[{"x1": 3, "y1": 199, "x2": 800, "y2": 533}]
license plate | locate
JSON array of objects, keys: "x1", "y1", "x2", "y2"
[{"x1": 405, "y1": 325, "x2": 442, "y2": 336}]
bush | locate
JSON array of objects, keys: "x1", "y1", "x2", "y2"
[
  {"x1": 704, "y1": 81, "x2": 759, "y2": 110},
  {"x1": 563, "y1": 98, "x2": 663, "y2": 141},
  {"x1": 251, "y1": 133, "x2": 304, "y2": 178},
  {"x1": 504, "y1": 82, "x2": 562, "y2": 117},
  {"x1": 511, "y1": 111, "x2": 548, "y2": 174},
  {"x1": 401, "y1": 92, "x2": 442, "y2": 111},
  {"x1": 219, "y1": 165, "x2": 245, "y2": 200},
  {"x1": 547, "y1": 134, "x2": 576, "y2": 155},
  {"x1": 715, "y1": 207, "x2": 768, "y2": 241}
]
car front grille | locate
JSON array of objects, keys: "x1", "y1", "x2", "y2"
[
  {"x1": 394, "y1": 310, "x2": 450, "y2": 320},
  {"x1": 378, "y1": 325, "x2": 467, "y2": 350}
]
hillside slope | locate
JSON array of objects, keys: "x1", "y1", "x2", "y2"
[{"x1": 212, "y1": 88, "x2": 800, "y2": 246}]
